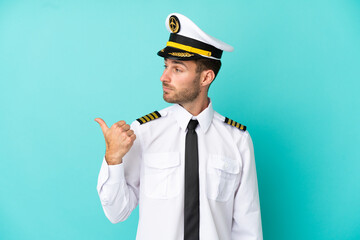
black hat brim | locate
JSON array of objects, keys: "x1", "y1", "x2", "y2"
[{"x1": 157, "y1": 46, "x2": 204, "y2": 60}]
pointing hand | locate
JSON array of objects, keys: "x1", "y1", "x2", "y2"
[{"x1": 95, "y1": 118, "x2": 136, "y2": 165}]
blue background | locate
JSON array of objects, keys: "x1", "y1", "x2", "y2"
[{"x1": 1, "y1": 0, "x2": 359, "y2": 239}]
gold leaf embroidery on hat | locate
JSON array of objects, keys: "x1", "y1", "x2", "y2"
[{"x1": 168, "y1": 52, "x2": 194, "y2": 57}]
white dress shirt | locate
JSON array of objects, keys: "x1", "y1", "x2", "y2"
[{"x1": 97, "y1": 102, "x2": 263, "y2": 240}]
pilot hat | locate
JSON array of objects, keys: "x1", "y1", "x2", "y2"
[{"x1": 157, "y1": 13, "x2": 234, "y2": 61}]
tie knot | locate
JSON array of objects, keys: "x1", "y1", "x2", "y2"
[{"x1": 187, "y1": 119, "x2": 198, "y2": 130}]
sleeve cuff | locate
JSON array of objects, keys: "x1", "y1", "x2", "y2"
[{"x1": 106, "y1": 162, "x2": 126, "y2": 184}]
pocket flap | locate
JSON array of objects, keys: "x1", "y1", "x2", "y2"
[
  {"x1": 209, "y1": 155, "x2": 240, "y2": 174},
  {"x1": 144, "y1": 152, "x2": 180, "y2": 169}
]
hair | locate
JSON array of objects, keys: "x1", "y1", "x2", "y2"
[{"x1": 194, "y1": 58, "x2": 222, "y2": 80}]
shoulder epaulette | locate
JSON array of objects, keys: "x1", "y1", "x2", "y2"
[
  {"x1": 136, "y1": 111, "x2": 162, "y2": 125},
  {"x1": 224, "y1": 117, "x2": 247, "y2": 131}
]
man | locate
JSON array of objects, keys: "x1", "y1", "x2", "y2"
[{"x1": 95, "y1": 13, "x2": 263, "y2": 240}]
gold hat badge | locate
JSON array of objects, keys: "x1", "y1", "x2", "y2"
[{"x1": 169, "y1": 15, "x2": 180, "y2": 33}]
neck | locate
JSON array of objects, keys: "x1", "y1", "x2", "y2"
[{"x1": 180, "y1": 96, "x2": 210, "y2": 116}]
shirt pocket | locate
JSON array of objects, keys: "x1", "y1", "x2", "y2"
[
  {"x1": 206, "y1": 154, "x2": 240, "y2": 202},
  {"x1": 143, "y1": 152, "x2": 181, "y2": 199}
]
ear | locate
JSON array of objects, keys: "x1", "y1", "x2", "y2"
[{"x1": 200, "y1": 70, "x2": 215, "y2": 88}]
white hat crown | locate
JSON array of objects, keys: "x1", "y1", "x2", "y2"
[{"x1": 165, "y1": 13, "x2": 234, "y2": 53}]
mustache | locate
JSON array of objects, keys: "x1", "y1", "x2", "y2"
[{"x1": 162, "y1": 83, "x2": 174, "y2": 90}]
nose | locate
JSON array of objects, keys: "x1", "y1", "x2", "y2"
[{"x1": 160, "y1": 68, "x2": 170, "y2": 83}]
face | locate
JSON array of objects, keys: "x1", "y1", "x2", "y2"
[{"x1": 160, "y1": 59, "x2": 201, "y2": 105}]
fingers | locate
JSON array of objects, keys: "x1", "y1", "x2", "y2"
[
  {"x1": 115, "y1": 120, "x2": 126, "y2": 128},
  {"x1": 124, "y1": 132, "x2": 136, "y2": 145},
  {"x1": 121, "y1": 124, "x2": 130, "y2": 131},
  {"x1": 113, "y1": 120, "x2": 130, "y2": 132},
  {"x1": 126, "y1": 129, "x2": 134, "y2": 137},
  {"x1": 95, "y1": 118, "x2": 134, "y2": 139},
  {"x1": 94, "y1": 118, "x2": 109, "y2": 134}
]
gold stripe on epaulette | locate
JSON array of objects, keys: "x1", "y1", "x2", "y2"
[
  {"x1": 149, "y1": 112, "x2": 158, "y2": 119},
  {"x1": 138, "y1": 117, "x2": 145, "y2": 124},
  {"x1": 136, "y1": 111, "x2": 162, "y2": 125},
  {"x1": 224, "y1": 117, "x2": 247, "y2": 131}
]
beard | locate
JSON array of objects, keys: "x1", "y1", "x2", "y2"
[{"x1": 162, "y1": 74, "x2": 201, "y2": 104}]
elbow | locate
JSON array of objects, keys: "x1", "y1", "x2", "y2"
[
  {"x1": 102, "y1": 200, "x2": 133, "y2": 224},
  {"x1": 105, "y1": 210, "x2": 131, "y2": 224},
  {"x1": 98, "y1": 186, "x2": 137, "y2": 224},
  {"x1": 108, "y1": 217, "x2": 122, "y2": 224}
]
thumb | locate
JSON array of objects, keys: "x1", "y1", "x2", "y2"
[{"x1": 94, "y1": 118, "x2": 109, "y2": 134}]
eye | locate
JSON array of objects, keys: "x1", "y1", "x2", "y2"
[
  {"x1": 164, "y1": 65, "x2": 168, "y2": 69},
  {"x1": 175, "y1": 68, "x2": 182, "y2": 73}
]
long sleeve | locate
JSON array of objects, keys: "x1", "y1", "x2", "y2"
[
  {"x1": 231, "y1": 132, "x2": 263, "y2": 239},
  {"x1": 97, "y1": 121, "x2": 142, "y2": 223}
]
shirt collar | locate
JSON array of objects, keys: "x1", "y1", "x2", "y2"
[{"x1": 171, "y1": 100, "x2": 214, "y2": 133}]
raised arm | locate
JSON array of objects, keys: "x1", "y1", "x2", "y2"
[{"x1": 95, "y1": 118, "x2": 141, "y2": 223}]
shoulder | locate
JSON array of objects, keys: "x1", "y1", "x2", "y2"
[
  {"x1": 213, "y1": 111, "x2": 247, "y2": 132},
  {"x1": 133, "y1": 106, "x2": 173, "y2": 126},
  {"x1": 135, "y1": 111, "x2": 162, "y2": 125},
  {"x1": 213, "y1": 111, "x2": 252, "y2": 149}
]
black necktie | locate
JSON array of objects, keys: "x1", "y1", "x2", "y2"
[{"x1": 184, "y1": 119, "x2": 199, "y2": 240}]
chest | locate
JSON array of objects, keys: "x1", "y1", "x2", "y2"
[{"x1": 138, "y1": 124, "x2": 242, "y2": 202}]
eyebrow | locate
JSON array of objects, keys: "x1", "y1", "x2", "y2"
[{"x1": 165, "y1": 59, "x2": 188, "y2": 69}]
